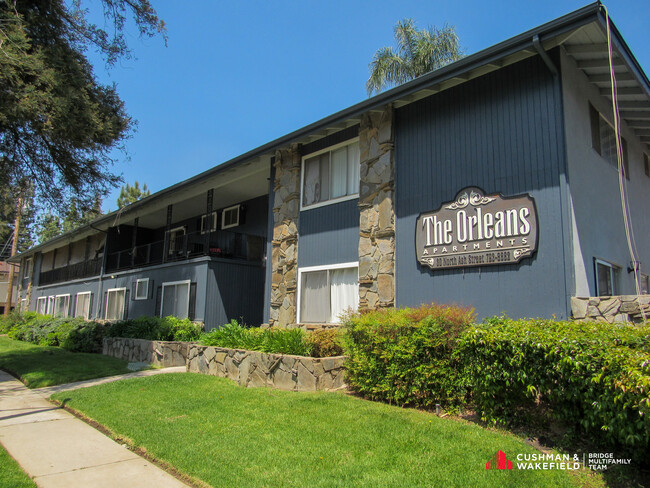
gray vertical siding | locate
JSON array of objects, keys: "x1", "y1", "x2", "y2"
[
  {"x1": 395, "y1": 54, "x2": 570, "y2": 319},
  {"x1": 206, "y1": 260, "x2": 265, "y2": 330},
  {"x1": 298, "y1": 199, "x2": 359, "y2": 268}
]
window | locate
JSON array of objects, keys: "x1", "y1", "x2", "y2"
[
  {"x1": 47, "y1": 296, "x2": 55, "y2": 315},
  {"x1": 594, "y1": 259, "x2": 618, "y2": 296},
  {"x1": 23, "y1": 258, "x2": 32, "y2": 280},
  {"x1": 105, "y1": 288, "x2": 126, "y2": 321},
  {"x1": 168, "y1": 226, "x2": 186, "y2": 256},
  {"x1": 161, "y1": 281, "x2": 190, "y2": 319},
  {"x1": 301, "y1": 140, "x2": 360, "y2": 209},
  {"x1": 53, "y1": 294, "x2": 70, "y2": 318},
  {"x1": 75, "y1": 292, "x2": 92, "y2": 319},
  {"x1": 590, "y1": 104, "x2": 629, "y2": 178},
  {"x1": 201, "y1": 211, "x2": 218, "y2": 234},
  {"x1": 36, "y1": 297, "x2": 47, "y2": 315},
  {"x1": 221, "y1": 205, "x2": 240, "y2": 230},
  {"x1": 298, "y1": 263, "x2": 358, "y2": 323},
  {"x1": 135, "y1": 279, "x2": 149, "y2": 300}
]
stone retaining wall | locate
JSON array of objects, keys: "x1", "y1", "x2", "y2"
[
  {"x1": 571, "y1": 295, "x2": 650, "y2": 324},
  {"x1": 103, "y1": 337, "x2": 191, "y2": 368},
  {"x1": 186, "y1": 345, "x2": 346, "y2": 392}
]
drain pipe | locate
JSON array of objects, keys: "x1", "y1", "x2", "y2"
[{"x1": 532, "y1": 34, "x2": 558, "y2": 76}]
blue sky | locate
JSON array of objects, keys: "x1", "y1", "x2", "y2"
[{"x1": 90, "y1": 0, "x2": 649, "y2": 212}]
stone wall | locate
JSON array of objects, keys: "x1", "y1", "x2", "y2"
[
  {"x1": 571, "y1": 295, "x2": 650, "y2": 324},
  {"x1": 270, "y1": 144, "x2": 301, "y2": 327},
  {"x1": 358, "y1": 105, "x2": 395, "y2": 310},
  {"x1": 103, "y1": 337, "x2": 190, "y2": 367},
  {"x1": 186, "y1": 345, "x2": 346, "y2": 392}
]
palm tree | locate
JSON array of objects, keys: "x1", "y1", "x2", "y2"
[{"x1": 366, "y1": 19, "x2": 463, "y2": 96}]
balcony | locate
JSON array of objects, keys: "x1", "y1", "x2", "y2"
[
  {"x1": 105, "y1": 229, "x2": 265, "y2": 273},
  {"x1": 39, "y1": 259, "x2": 102, "y2": 286}
]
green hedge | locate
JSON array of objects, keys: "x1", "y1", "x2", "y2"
[
  {"x1": 458, "y1": 316, "x2": 649, "y2": 462},
  {"x1": 200, "y1": 321, "x2": 344, "y2": 358},
  {"x1": 2, "y1": 312, "x2": 107, "y2": 353},
  {"x1": 342, "y1": 304, "x2": 475, "y2": 409},
  {"x1": 1, "y1": 313, "x2": 203, "y2": 352},
  {"x1": 107, "y1": 316, "x2": 203, "y2": 342}
]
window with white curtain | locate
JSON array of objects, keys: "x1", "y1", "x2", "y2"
[
  {"x1": 105, "y1": 288, "x2": 126, "y2": 321},
  {"x1": 301, "y1": 140, "x2": 360, "y2": 209},
  {"x1": 53, "y1": 295, "x2": 70, "y2": 318},
  {"x1": 161, "y1": 281, "x2": 190, "y2": 319},
  {"x1": 298, "y1": 264, "x2": 358, "y2": 323},
  {"x1": 36, "y1": 297, "x2": 47, "y2": 315},
  {"x1": 75, "y1": 292, "x2": 92, "y2": 319}
]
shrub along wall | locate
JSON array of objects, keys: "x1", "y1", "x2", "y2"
[
  {"x1": 458, "y1": 317, "x2": 649, "y2": 464},
  {"x1": 344, "y1": 306, "x2": 649, "y2": 466}
]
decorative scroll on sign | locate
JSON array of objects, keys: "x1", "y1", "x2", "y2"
[{"x1": 415, "y1": 187, "x2": 538, "y2": 270}]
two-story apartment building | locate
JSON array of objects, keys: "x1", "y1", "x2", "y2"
[{"x1": 11, "y1": 3, "x2": 650, "y2": 329}]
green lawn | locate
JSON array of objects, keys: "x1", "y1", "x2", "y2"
[
  {"x1": 0, "y1": 444, "x2": 36, "y2": 488},
  {"x1": 52, "y1": 373, "x2": 603, "y2": 488},
  {"x1": 0, "y1": 336, "x2": 131, "y2": 388}
]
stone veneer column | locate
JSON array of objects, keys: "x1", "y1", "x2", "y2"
[
  {"x1": 358, "y1": 105, "x2": 395, "y2": 310},
  {"x1": 269, "y1": 143, "x2": 301, "y2": 327}
]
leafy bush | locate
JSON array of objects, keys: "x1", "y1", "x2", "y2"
[
  {"x1": 305, "y1": 329, "x2": 344, "y2": 357},
  {"x1": 107, "y1": 316, "x2": 202, "y2": 342},
  {"x1": 3, "y1": 312, "x2": 107, "y2": 352},
  {"x1": 342, "y1": 304, "x2": 475, "y2": 409},
  {"x1": 458, "y1": 316, "x2": 650, "y2": 463},
  {"x1": 201, "y1": 321, "x2": 314, "y2": 357}
]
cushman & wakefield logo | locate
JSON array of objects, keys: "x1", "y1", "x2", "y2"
[
  {"x1": 415, "y1": 187, "x2": 538, "y2": 270},
  {"x1": 486, "y1": 451, "x2": 582, "y2": 471}
]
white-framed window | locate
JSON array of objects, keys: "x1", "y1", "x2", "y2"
[
  {"x1": 161, "y1": 280, "x2": 191, "y2": 319},
  {"x1": 53, "y1": 294, "x2": 70, "y2": 318},
  {"x1": 105, "y1": 287, "x2": 126, "y2": 321},
  {"x1": 590, "y1": 104, "x2": 629, "y2": 178},
  {"x1": 75, "y1": 291, "x2": 92, "y2": 320},
  {"x1": 594, "y1": 259, "x2": 618, "y2": 297},
  {"x1": 36, "y1": 297, "x2": 47, "y2": 315},
  {"x1": 135, "y1": 279, "x2": 149, "y2": 300},
  {"x1": 47, "y1": 296, "x2": 55, "y2": 315},
  {"x1": 297, "y1": 263, "x2": 358, "y2": 324},
  {"x1": 20, "y1": 298, "x2": 28, "y2": 312},
  {"x1": 201, "y1": 211, "x2": 218, "y2": 234},
  {"x1": 168, "y1": 226, "x2": 186, "y2": 256},
  {"x1": 301, "y1": 139, "x2": 360, "y2": 210},
  {"x1": 23, "y1": 258, "x2": 32, "y2": 280},
  {"x1": 221, "y1": 205, "x2": 240, "y2": 230}
]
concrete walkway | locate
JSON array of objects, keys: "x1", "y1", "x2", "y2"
[{"x1": 0, "y1": 369, "x2": 190, "y2": 487}]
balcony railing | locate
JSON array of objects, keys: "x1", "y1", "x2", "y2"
[
  {"x1": 39, "y1": 259, "x2": 102, "y2": 286},
  {"x1": 105, "y1": 229, "x2": 265, "y2": 273}
]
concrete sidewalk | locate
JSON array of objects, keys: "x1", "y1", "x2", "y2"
[{"x1": 0, "y1": 369, "x2": 190, "y2": 487}]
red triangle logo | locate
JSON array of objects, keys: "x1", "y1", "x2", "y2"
[{"x1": 486, "y1": 451, "x2": 513, "y2": 470}]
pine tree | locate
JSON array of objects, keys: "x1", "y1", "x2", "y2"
[{"x1": 117, "y1": 182, "x2": 151, "y2": 208}]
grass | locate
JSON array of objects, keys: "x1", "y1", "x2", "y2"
[
  {"x1": 0, "y1": 444, "x2": 36, "y2": 488},
  {"x1": 0, "y1": 336, "x2": 131, "y2": 388},
  {"x1": 52, "y1": 373, "x2": 604, "y2": 488}
]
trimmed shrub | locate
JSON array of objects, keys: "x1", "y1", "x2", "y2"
[
  {"x1": 458, "y1": 316, "x2": 650, "y2": 463},
  {"x1": 305, "y1": 329, "x2": 344, "y2": 358},
  {"x1": 342, "y1": 304, "x2": 475, "y2": 409},
  {"x1": 201, "y1": 321, "x2": 314, "y2": 357},
  {"x1": 106, "y1": 316, "x2": 202, "y2": 342}
]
